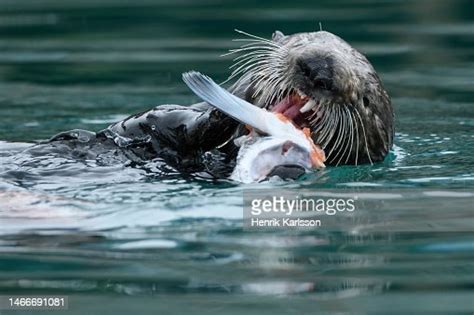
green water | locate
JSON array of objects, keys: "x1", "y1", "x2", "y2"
[{"x1": 0, "y1": 0, "x2": 473, "y2": 314}]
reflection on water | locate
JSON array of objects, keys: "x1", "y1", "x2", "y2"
[{"x1": 0, "y1": 0, "x2": 473, "y2": 314}]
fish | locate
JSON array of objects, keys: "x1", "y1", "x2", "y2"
[{"x1": 182, "y1": 71, "x2": 326, "y2": 183}]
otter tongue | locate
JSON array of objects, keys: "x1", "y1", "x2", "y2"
[
  {"x1": 271, "y1": 95, "x2": 293, "y2": 113},
  {"x1": 271, "y1": 94, "x2": 308, "y2": 121}
]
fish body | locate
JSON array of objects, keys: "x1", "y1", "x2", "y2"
[{"x1": 230, "y1": 135, "x2": 314, "y2": 183}]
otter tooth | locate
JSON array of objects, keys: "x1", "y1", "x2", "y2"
[
  {"x1": 296, "y1": 89, "x2": 307, "y2": 99},
  {"x1": 300, "y1": 99, "x2": 316, "y2": 113}
]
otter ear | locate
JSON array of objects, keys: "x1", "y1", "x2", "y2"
[{"x1": 272, "y1": 30, "x2": 285, "y2": 42}]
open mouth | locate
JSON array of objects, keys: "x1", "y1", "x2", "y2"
[{"x1": 269, "y1": 91, "x2": 319, "y2": 129}]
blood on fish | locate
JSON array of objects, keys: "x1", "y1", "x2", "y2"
[{"x1": 275, "y1": 113, "x2": 326, "y2": 168}]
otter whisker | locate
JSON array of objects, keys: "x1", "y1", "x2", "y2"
[
  {"x1": 229, "y1": 59, "x2": 271, "y2": 75},
  {"x1": 231, "y1": 38, "x2": 282, "y2": 49},
  {"x1": 354, "y1": 107, "x2": 373, "y2": 165},
  {"x1": 230, "y1": 49, "x2": 277, "y2": 66},
  {"x1": 231, "y1": 41, "x2": 285, "y2": 52},
  {"x1": 229, "y1": 54, "x2": 280, "y2": 80},
  {"x1": 318, "y1": 106, "x2": 338, "y2": 151},
  {"x1": 311, "y1": 105, "x2": 332, "y2": 144},
  {"x1": 318, "y1": 107, "x2": 336, "y2": 149},
  {"x1": 332, "y1": 107, "x2": 349, "y2": 166},
  {"x1": 230, "y1": 51, "x2": 275, "y2": 64},
  {"x1": 337, "y1": 105, "x2": 353, "y2": 166},
  {"x1": 264, "y1": 70, "x2": 289, "y2": 98},
  {"x1": 353, "y1": 108, "x2": 360, "y2": 166},
  {"x1": 254, "y1": 79, "x2": 279, "y2": 102},
  {"x1": 328, "y1": 106, "x2": 347, "y2": 164},
  {"x1": 261, "y1": 75, "x2": 284, "y2": 105},
  {"x1": 224, "y1": 45, "x2": 279, "y2": 58},
  {"x1": 343, "y1": 106, "x2": 355, "y2": 165},
  {"x1": 245, "y1": 59, "x2": 285, "y2": 83},
  {"x1": 250, "y1": 64, "x2": 286, "y2": 96},
  {"x1": 323, "y1": 107, "x2": 340, "y2": 151},
  {"x1": 232, "y1": 38, "x2": 281, "y2": 49},
  {"x1": 227, "y1": 61, "x2": 275, "y2": 84},
  {"x1": 269, "y1": 84, "x2": 289, "y2": 105},
  {"x1": 229, "y1": 47, "x2": 276, "y2": 59},
  {"x1": 326, "y1": 107, "x2": 341, "y2": 153},
  {"x1": 233, "y1": 29, "x2": 282, "y2": 47},
  {"x1": 275, "y1": 82, "x2": 291, "y2": 104},
  {"x1": 226, "y1": 50, "x2": 278, "y2": 75},
  {"x1": 228, "y1": 41, "x2": 282, "y2": 57},
  {"x1": 258, "y1": 77, "x2": 279, "y2": 102},
  {"x1": 336, "y1": 105, "x2": 354, "y2": 166},
  {"x1": 230, "y1": 60, "x2": 269, "y2": 76},
  {"x1": 324, "y1": 106, "x2": 342, "y2": 162},
  {"x1": 308, "y1": 103, "x2": 324, "y2": 123},
  {"x1": 224, "y1": 31, "x2": 290, "y2": 97}
]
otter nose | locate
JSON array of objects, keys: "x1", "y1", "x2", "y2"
[{"x1": 297, "y1": 56, "x2": 333, "y2": 91}]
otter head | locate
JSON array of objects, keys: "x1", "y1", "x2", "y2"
[{"x1": 228, "y1": 30, "x2": 394, "y2": 166}]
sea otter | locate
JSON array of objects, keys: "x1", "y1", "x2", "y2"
[{"x1": 40, "y1": 30, "x2": 394, "y2": 178}]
